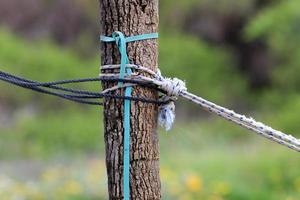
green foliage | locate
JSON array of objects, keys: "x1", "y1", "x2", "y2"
[
  {"x1": 0, "y1": 29, "x2": 102, "y2": 158},
  {"x1": 160, "y1": 0, "x2": 256, "y2": 30},
  {"x1": 0, "y1": 28, "x2": 248, "y2": 106},
  {"x1": 245, "y1": 0, "x2": 300, "y2": 44},
  {"x1": 160, "y1": 33, "x2": 247, "y2": 104},
  {"x1": 0, "y1": 29, "x2": 99, "y2": 79},
  {"x1": 270, "y1": 95, "x2": 300, "y2": 135},
  {"x1": 0, "y1": 29, "x2": 248, "y2": 158},
  {"x1": 245, "y1": 0, "x2": 300, "y2": 92},
  {"x1": 0, "y1": 28, "x2": 100, "y2": 105},
  {"x1": 0, "y1": 108, "x2": 103, "y2": 158}
]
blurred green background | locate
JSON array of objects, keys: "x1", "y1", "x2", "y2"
[{"x1": 0, "y1": 0, "x2": 300, "y2": 199}]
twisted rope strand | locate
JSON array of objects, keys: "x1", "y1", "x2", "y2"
[
  {"x1": 100, "y1": 64, "x2": 300, "y2": 152},
  {"x1": 181, "y1": 91, "x2": 300, "y2": 152}
]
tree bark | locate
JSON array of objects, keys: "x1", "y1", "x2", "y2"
[{"x1": 99, "y1": 0, "x2": 161, "y2": 199}]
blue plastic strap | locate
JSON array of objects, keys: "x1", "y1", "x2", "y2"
[
  {"x1": 100, "y1": 31, "x2": 158, "y2": 200},
  {"x1": 112, "y1": 32, "x2": 129, "y2": 87},
  {"x1": 100, "y1": 35, "x2": 115, "y2": 42},
  {"x1": 123, "y1": 68, "x2": 132, "y2": 200},
  {"x1": 126, "y1": 33, "x2": 159, "y2": 43},
  {"x1": 100, "y1": 33, "x2": 159, "y2": 43}
]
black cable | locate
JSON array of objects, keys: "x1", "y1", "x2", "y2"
[
  {"x1": 0, "y1": 71, "x2": 154, "y2": 86},
  {"x1": 1, "y1": 72, "x2": 165, "y2": 104},
  {"x1": 0, "y1": 74, "x2": 103, "y2": 105},
  {"x1": 0, "y1": 70, "x2": 166, "y2": 105}
]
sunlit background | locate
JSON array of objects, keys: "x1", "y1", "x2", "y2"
[{"x1": 0, "y1": 0, "x2": 300, "y2": 199}]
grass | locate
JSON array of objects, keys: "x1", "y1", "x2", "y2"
[
  {"x1": 0, "y1": 107, "x2": 103, "y2": 159},
  {"x1": 1, "y1": 117, "x2": 300, "y2": 200}
]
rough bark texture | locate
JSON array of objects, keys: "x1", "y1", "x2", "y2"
[{"x1": 99, "y1": 0, "x2": 161, "y2": 199}]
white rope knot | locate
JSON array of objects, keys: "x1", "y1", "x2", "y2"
[
  {"x1": 160, "y1": 77, "x2": 187, "y2": 97},
  {"x1": 156, "y1": 76, "x2": 186, "y2": 131},
  {"x1": 98, "y1": 64, "x2": 300, "y2": 152}
]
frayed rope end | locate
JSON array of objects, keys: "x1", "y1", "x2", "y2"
[
  {"x1": 156, "y1": 73, "x2": 186, "y2": 131},
  {"x1": 158, "y1": 101, "x2": 176, "y2": 131}
]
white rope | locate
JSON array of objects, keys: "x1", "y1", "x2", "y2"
[
  {"x1": 100, "y1": 64, "x2": 300, "y2": 152},
  {"x1": 102, "y1": 83, "x2": 135, "y2": 93},
  {"x1": 101, "y1": 64, "x2": 159, "y2": 78},
  {"x1": 182, "y1": 91, "x2": 300, "y2": 152},
  {"x1": 159, "y1": 77, "x2": 187, "y2": 97}
]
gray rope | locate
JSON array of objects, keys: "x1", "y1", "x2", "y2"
[{"x1": 100, "y1": 64, "x2": 300, "y2": 152}]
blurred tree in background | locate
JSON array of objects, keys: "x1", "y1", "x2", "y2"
[{"x1": 1, "y1": 0, "x2": 300, "y2": 199}]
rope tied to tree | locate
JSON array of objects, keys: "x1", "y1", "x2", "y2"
[
  {"x1": 1, "y1": 32, "x2": 300, "y2": 199},
  {"x1": 2, "y1": 63, "x2": 300, "y2": 153},
  {"x1": 154, "y1": 70, "x2": 187, "y2": 130},
  {"x1": 99, "y1": 64, "x2": 300, "y2": 152}
]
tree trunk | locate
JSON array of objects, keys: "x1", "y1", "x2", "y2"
[{"x1": 99, "y1": 0, "x2": 161, "y2": 199}]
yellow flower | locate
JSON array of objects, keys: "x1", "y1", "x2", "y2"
[
  {"x1": 185, "y1": 174, "x2": 203, "y2": 192},
  {"x1": 63, "y1": 180, "x2": 83, "y2": 195},
  {"x1": 212, "y1": 181, "x2": 231, "y2": 196}
]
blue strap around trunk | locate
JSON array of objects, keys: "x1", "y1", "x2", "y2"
[{"x1": 100, "y1": 32, "x2": 158, "y2": 200}]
